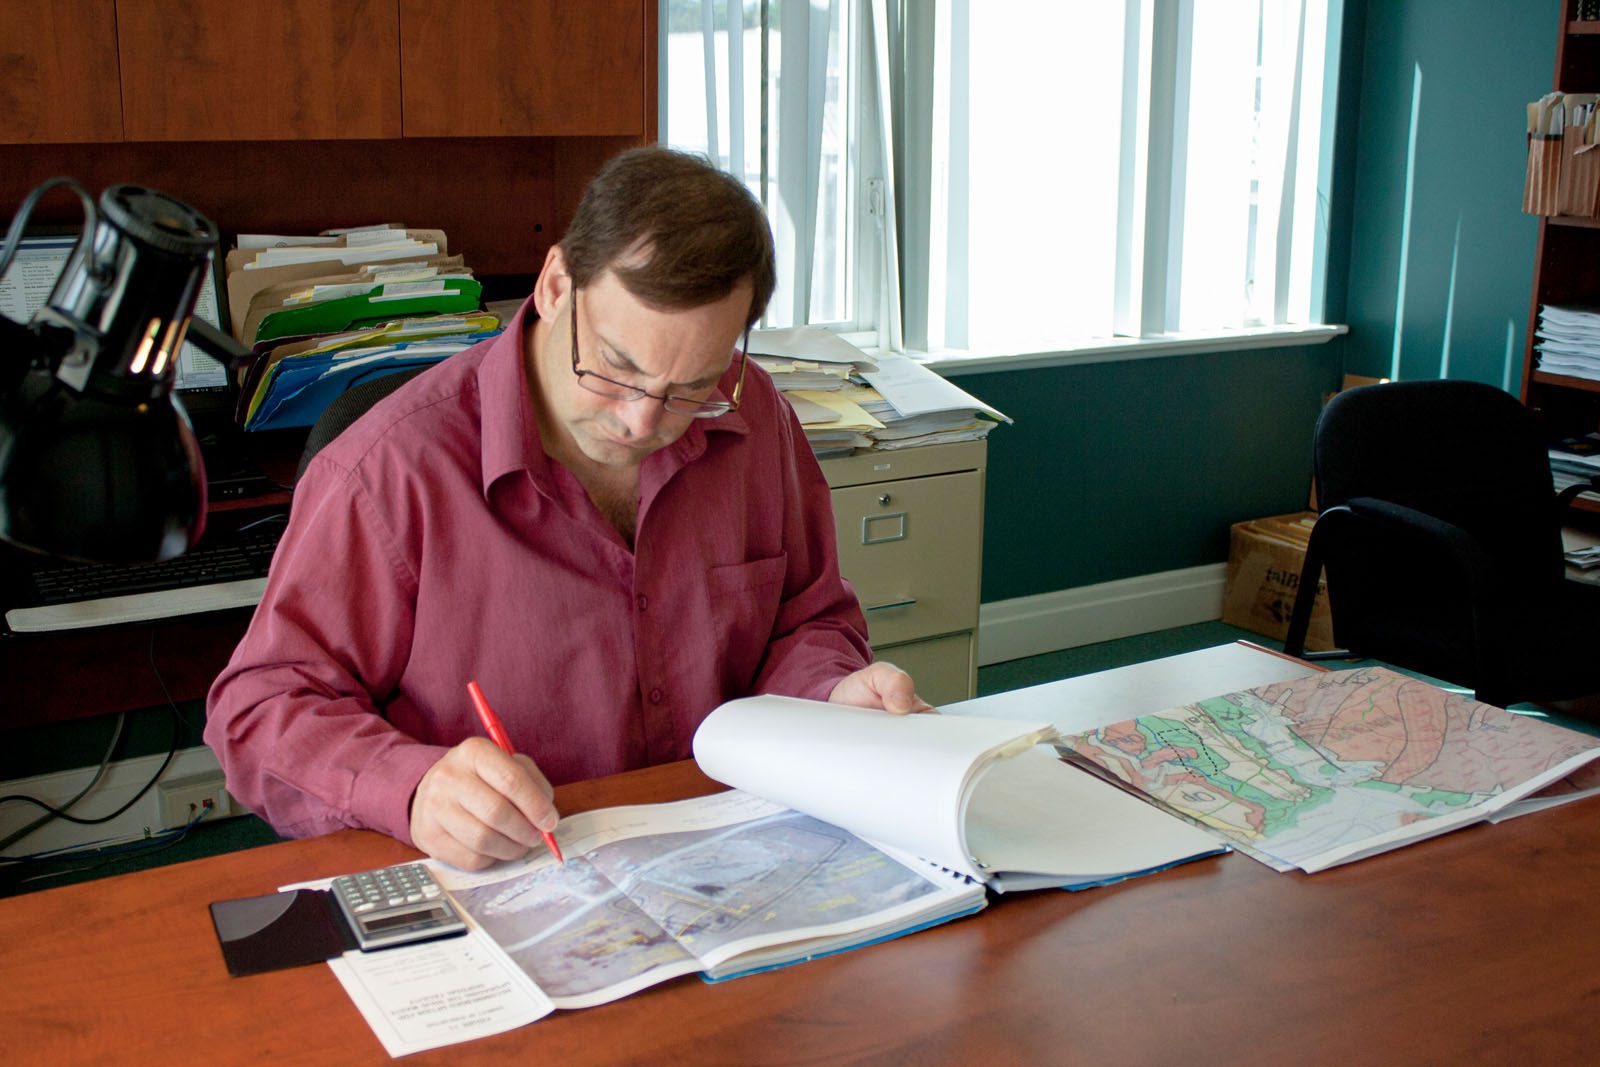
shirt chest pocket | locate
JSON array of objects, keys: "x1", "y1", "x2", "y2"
[{"x1": 705, "y1": 553, "x2": 789, "y2": 686}]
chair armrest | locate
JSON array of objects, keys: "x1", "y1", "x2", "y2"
[
  {"x1": 1341, "y1": 496, "x2": 1498, "y2": 588},
  {"x1": 1283, "y1": 498, "x2": 1499, "y2": 661},
  {"x1": 1555, "y1": 474, "x2": 1600, "y2": 515}
]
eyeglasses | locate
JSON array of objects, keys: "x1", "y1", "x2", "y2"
[{"x1": 568, "y1": 289, "x2": 747, "y2": 418}]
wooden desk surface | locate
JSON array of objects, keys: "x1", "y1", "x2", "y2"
[{"x1": 4, "y1": 760, "x2": 1599, "y2": 1065}]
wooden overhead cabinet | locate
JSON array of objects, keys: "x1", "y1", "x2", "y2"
[
  {"x1": 116, "y1": 0, "x2": 403, "y2": 141},
  {"x1": 0, "y1": 0, "x2": 123, "y2": 143},
  {"x1": 399, "y1": 0, "x2": 648, "y2": 137}
]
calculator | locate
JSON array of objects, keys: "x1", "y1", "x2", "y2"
[{"x1": 330, "y1": 862, "x2": 468, "y2": 951}]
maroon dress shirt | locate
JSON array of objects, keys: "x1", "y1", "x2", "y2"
[{"x1": 205, "y1": 298, "x2": 870, "y2": 845}]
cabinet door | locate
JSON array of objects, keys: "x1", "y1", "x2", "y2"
[
  {"x1": 399, "y1": 0, "x2": 647, "y2": 137},
  {"x1": 118, "y1": 0, "x2": 402, "y2": 141},
  {"x1": 0, "y1": 0, "x2": 122, "y2": 143},
  {"x1": 831, "y1": 471, "x2": 983, "y2": 648}
]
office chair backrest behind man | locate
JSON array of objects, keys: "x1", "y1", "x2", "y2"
[{"x1": 1286, "y1": 379, "x2": 1600, "y2": 709}]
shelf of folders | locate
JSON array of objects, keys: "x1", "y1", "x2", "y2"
[
  {"x1": 747, "y1": 327, "x2": 1010, "y2": 458},
  {"x1": 1525, "y1": 92, "x2": 1600, "y2": 218},
  {"x1": 223, "y1": 225, "x2": 501, "y2": 431}
]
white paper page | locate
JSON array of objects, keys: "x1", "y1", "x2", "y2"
[
  {"x1": 945, "y1": 644, "x2": 1319, "y2": 735},
  {"x1": 964, "y1": 748, "x2": 1223, "y2": 882},
  {"x1": 693, "y1": 696, "x2": 1053, "y2": 880},
  {"x1": 236, "y1": 233, "x2": 342, "y2": 249},
  {"x1": 748, "y1": 325, "x2": 877, "y2": 365},
  {"x1": 243, "y1": 243, "x2": 438, "y2": 269},
  {"x1": 327, "y1": 930, "x2": 554, "y2": 1058},
  {"x1": 859, "y1": 351, "x2": 1011, "y2": 422},
  {"x1": 310, "y1": 342, "x2": 464, "y2": 382}
]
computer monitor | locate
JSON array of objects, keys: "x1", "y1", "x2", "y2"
[{"x1": 0, "y1": 229, "x2": 231, "y2": 395}]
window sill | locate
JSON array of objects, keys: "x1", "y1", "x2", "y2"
[{"x1": 877, "y1": 323, "x2": 1348, "y2": 378}]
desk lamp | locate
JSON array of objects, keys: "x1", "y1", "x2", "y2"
[{"x1": 0, "y1": 179, "x2": 247, "y2": 563}]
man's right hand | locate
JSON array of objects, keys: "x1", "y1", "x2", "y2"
[{"x1": 409, "y1": 738, "x2": 560, "y2": 870}]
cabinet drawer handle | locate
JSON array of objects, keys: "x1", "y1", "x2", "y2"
[
  {"x1": 861, "y1": 511, "x2": 908, "y2": 545},
  {"x1": 864, "y1": 597, "x2": 918, "y2": 612}
]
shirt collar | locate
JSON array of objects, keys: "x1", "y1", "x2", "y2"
[{"x1": 477, "y1": 295, "x2": 541, "y2": 497}]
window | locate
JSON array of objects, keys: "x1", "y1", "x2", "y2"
[
  {"x1": 663, "y1": 0, "x2": 890, "y2": 338},
  {"x1": 664, "y1": 0, "x2": 1340, "y2": 359}
]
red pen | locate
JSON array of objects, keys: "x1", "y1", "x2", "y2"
[{"x1": 466, "y1": 680, "x2": 564, "y2": 864}]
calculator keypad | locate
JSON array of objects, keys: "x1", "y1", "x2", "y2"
[{"x1": 330, "y1": 863, "x2": 464, "y2": 950}]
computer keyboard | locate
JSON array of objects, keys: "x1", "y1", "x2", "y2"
[{"x1": 5, "y1": 521, "x2": 283, "y2": 633}]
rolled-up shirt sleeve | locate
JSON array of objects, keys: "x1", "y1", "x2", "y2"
[{"x1": 205, "y1": 456, "x2": 444, "y2": 846}]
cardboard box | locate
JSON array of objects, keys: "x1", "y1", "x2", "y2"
[{"x1": 1222, "y1": 511, "x2": 1334, "y2": 651}]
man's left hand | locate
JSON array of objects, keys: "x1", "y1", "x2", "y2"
[{"x1": 828, "y1": 661, "x2": 935, "y2": 715}]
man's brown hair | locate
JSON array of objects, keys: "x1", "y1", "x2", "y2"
[{"x1": 560, "y1": 146, "x2": 776, "y2": 328}]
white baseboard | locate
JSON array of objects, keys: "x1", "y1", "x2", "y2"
[
  {"x1": 977, "y1": 563, "x2": 1228, "y2": 666},
  {"x1": 0, "y1": 745, "x2": 230, "y2": 858}
]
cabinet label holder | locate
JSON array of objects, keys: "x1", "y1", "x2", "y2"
[{"x1": 862, "y1": 512, "x2": 908, "y2": 545}]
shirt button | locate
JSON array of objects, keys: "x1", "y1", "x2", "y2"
[
  {"x1": 636, "y1": 593, "x2": 648, "y2": 611},
  {"x1": 649, "y1": 688, "x2": 663, "y2": 704}
]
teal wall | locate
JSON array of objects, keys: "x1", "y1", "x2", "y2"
[
  {"x1": 970, "y1": 0, "x2": 1561, "y2": 605},
  {"x1": 1339, "y1": 0, "x2": 1557, "y2": 386},
  {"x1": 960, "y1": 346, "x2": 1342, "y2": 603}
]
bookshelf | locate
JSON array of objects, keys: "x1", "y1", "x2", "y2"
[{"x1": 1523, "y1": 1, "x2": 1600, "y2": 511}]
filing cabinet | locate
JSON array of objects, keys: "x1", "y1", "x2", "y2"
[{"x1": 821, "y1": 440, "x2": 987, "y2": 706}]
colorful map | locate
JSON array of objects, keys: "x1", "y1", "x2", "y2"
[{"x1": 1060, "y1": 667, "x2": 1600, "y2": 872}]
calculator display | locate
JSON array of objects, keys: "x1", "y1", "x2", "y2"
[{"x1": 364, "y1": 906, "x2": 454, "y2": 933}]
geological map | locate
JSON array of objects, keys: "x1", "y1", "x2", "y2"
[{"x1": 1059, "y1": 666, "x2": 1600, "y2": 872}]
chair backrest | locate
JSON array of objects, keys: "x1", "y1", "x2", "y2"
[
  {"x1": 1313, "y1": 379, "x2": 1565, "y2": 585},
  {"x1": 294, "y1": 367, "x2": 427, "y2": 484}
]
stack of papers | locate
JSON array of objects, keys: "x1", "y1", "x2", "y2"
[
  {"x1": 1535, "y1": 305, "x2": 1600, "y2": 381},
  {"x1": 859, "y1": 352, "x2": 1010, "y2": 450},
  {"x1": 1550, "y1": 431, "x2": 1600, "y2": 504},
  {"x1": 225, "y1": 224, "x2": 500, "y2": 431},
  {"x1": 749, "y1": 328, "x2": 1008, "y2": 456}
]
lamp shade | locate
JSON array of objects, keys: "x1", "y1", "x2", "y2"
[
  {"x1": 0, "y1": 182, "x2": 222, "y2": 563},
  {"x1": 0, "y1": 367, "x2": 206, "y2": 562}
]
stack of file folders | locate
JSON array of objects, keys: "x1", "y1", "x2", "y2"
[
  {"x1": 748, "y1": 328, "x2": 1008, "y2": 457},
  {"x1": 1535, "y1": 305, "x2": 1600, "y2": 383},
  {"x1": 224, "y1": 225, "x2": 501, "y2": 430}
]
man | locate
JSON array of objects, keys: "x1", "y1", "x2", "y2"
[{"x1": 206, "y1": 146, "x2": 928, "y2": 870}]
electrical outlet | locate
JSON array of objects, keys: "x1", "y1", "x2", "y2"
[{"x1": 157, "y1": 771, "x2": 233, "y2": 830}]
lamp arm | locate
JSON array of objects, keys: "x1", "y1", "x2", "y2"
[
  {"x1": 184, "y1": 318, "x2": 251, "y2": 371},
  {"x1": 0, "y1": 317, "x2": 74, "y2": 396}
]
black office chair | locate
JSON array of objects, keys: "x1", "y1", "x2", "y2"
[
  {"x1": 294, "y1": 367, "x2": 429, "y2": 484},
  {"x1": 1283, "y1": 379, "x2": 1600, "y2": 709}
]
